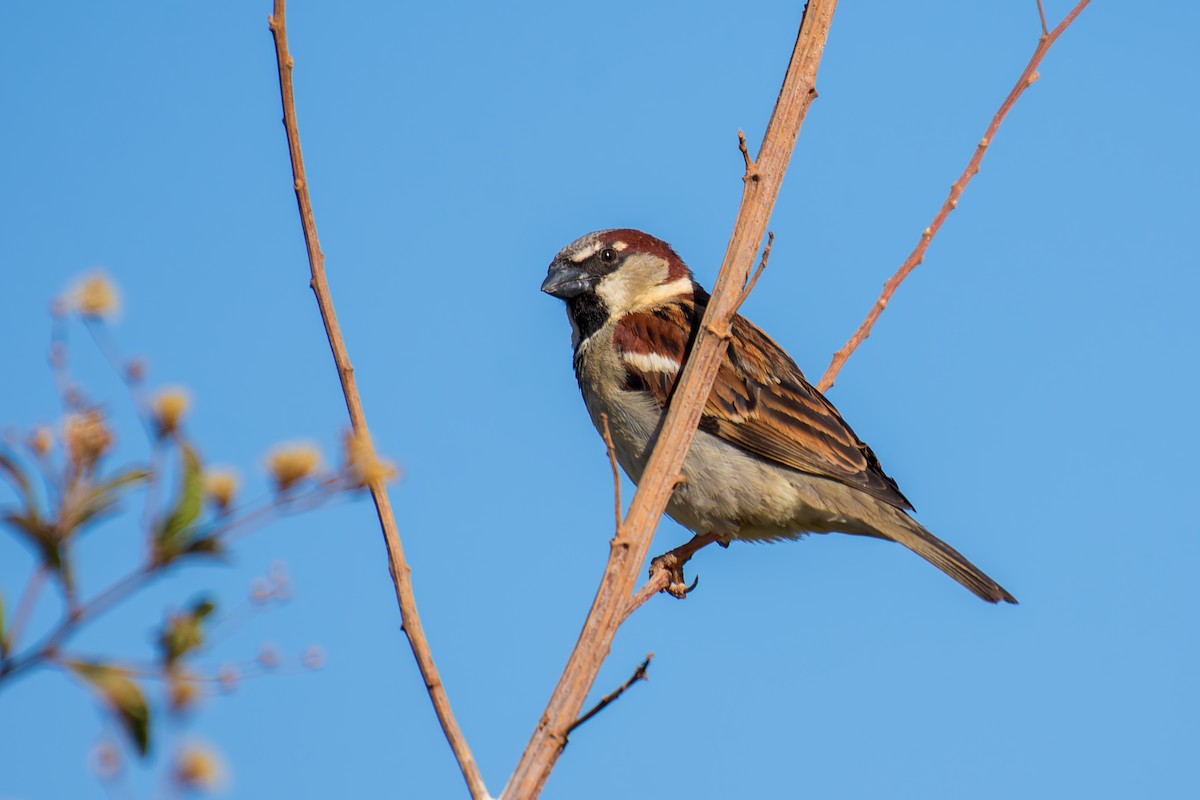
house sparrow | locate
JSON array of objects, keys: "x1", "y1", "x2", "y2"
[{"x1": 542, "y1": 229, "x2": 1016, "y2": 604}]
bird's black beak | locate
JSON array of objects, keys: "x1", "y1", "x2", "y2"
[{"x1": 541, "y1": 263, "x2": 595, "y2": 299}]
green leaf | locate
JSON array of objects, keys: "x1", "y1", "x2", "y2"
[
  {"x1": 95, "y1": 466, "x2": 152, "y2": 496},
  {"x1": 67, "y1": 660, "x2": 151, "y2": 757},
  {"x1": 76, "y1": 466, "x2": 150, "y2": 529},
  {"x1": 155, "y1": 446, "x2": 203, "y2": 563},
  {"x1": 158, "y1": 596, "x2": 218, "y2": 667},
  {"x1": 181, "y1": 535, "x2": 223, "y2": 558},
  {"x1": 0, "y1": 450, "x2": 35, "y2": 510},
  {"x1": 2, "y1": 511, "x2": 62, "y2": 570}
]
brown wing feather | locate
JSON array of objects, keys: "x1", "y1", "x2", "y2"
[{"x1": 613, "y1": 304, "x2": 913, "y2": 511}]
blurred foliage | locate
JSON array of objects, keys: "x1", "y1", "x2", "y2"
[{"x1": 0, "y1": 273, "x2": 396, "y2": 794}]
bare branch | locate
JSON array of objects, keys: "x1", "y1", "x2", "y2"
[
  {"x1": 503, "y1": 3, "x2": 839, "y2": 796},
  {"x1": 1036, "y1": 0, "x2": 1050, "y2": 36},
  {"x1": 4, "y1": 565, "x2": 47, "y2": 656},
  {"x1": 266, "y1": 4, "x2": 487, "y2": 798},
  {"x1": 815, "y1": 0, "x2": 1091, "y2": 393},
  {"x1": 566, "y1": 654, "x2": 653, "y2": 741},
  {"x1": 598, "y1": 413, "x2": 623, "y2": 534},
  {"x1": 734, "y1": 231, "x2": 775, "y2": 314}
]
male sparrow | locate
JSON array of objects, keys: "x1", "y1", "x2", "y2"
[{"x1": 542, "y1": 229, "x2": 1016, "y2": 604}]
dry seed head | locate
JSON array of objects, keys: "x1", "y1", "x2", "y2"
[
  {"x1": 153, "y1": 387, "x2": 190, "y2": 437},
  {"x1": 343, "y1": 431, "x2": 399, "y2": 487},
  {"x1": 72, "y1": 271, "x2": 121, "y2": 319},
  {"x1": 27, "y1": 426, "x2": 53, "y2": 457},
  {"x1": 301, "y1": 645, "x2": 326, "y2": 669},
  {"x1": 89, "y1": 740, "x2": 122, "y2": 780},
  {"x1": 249, "y1": 577, "x2": 272, "y2": 604},
  {"x1": 173, "y1": 743, "x2": 228, "y2": 791},
  {"x1": 169, "y1": 676, "x2": 202, "y2": 713},
  {"x1": 257, "y1": 643, "x2": 281, "y2": 670},
  {"x1": 64, "y1": 409, "x2": 113, "y2": 470},
  {"x1": 203, "y1": 469, "x2": 239, "y2": 512},
  {"x1": 217, "y1": 664, "x2": 239, "y2": 692},
  {"x1": 266, "y1": 443, "x2": 321, "y2": 491}
]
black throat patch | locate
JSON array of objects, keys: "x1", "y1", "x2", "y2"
[{"x1": 567, "y1": 293, "x2": 610, "y2": 349}]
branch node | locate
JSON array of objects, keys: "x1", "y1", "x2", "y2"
[
  {"x1": 737, "y1": 130, "x2": 760, "y2": 182},
  {"x1": 1026, "y1": 70, "x2": 1041, "y2": 86},
  {"x1": 734, "y1": 232, "x2": 774, "y2": 313},
  {"x1": 703, "y1": 321, "x2": 732, "y2": 341}
]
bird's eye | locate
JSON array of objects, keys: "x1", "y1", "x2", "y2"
[{"x1": 600, "y1": 248, "x2": 617, "y2": 263}]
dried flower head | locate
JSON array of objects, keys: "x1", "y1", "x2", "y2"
[
  {"x1": 168, "y1": 675, "x2": 202, "y2": 713},
  {"x1": 89, "y1": 740, "x2": 122, "y2": 780},
  {"x1": 268, "y1": 560, "x2": 292, "y2": 600},
  {"x1": 203, "y1": 469, "x2": 238, "y2": 512},
  {"x1": 249, "y1": 578, "x2": 272, "y2": 605},
  {"x1": 301, "y1": 645, "x2": 326, "y2": 670},
  {"x1": 257, "y1": 643, "x2": 281, "y2": 670},
  {"x1": 173, "y1": 742, "x2": 227, "y2": 792},
  {"x1": 64, "y1": 409, "x2": 113, "y2": 471},
  {"x1": 266, "y1": 443, "x2": 321, "y2": 492},
  {"x1": 125, "y1": 358, "x2": 146, "y2": 383},
  {"x1": 342, "y1": 431, "x2": 399, "y2": 487},
  {"x1": 72, "y1": 271, "x2": 121, "y2": 319},
  {"x1": 27, "y1": 426, "x2": 53, "y2": 457},
  {"x1": 153, "y1": 387, "x2": 190, "y2": 437},
  {"x1": 217, "y1": 664, "x2": 239, "y2": 693}
]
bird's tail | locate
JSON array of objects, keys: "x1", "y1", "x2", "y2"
[{"x1": 873, "y1": 507, "x2": 1017, "y2": 604}]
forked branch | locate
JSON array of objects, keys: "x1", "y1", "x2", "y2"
[{"x1": 501, "y1": 3, "x2": 839, "y2": 797}]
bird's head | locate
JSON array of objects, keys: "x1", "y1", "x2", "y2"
[{"x1": 542, "y1": 229, "x2": 699, "y2": 347}]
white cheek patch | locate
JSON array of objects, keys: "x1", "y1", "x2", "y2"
[
  {"x1": 622, "y1": 350, "x2": 681, "y2": 376},
  {"x1": 634, "y1": 277, "x2": 693, "y2": 310},
  {"x1": 595, "y1": 269, "x2": 636, "y2": 314}
]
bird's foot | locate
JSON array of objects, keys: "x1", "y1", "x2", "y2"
[
  {"x1": 648, "y1": 532, "x2": 722, "y2": 600},
  {"x1": 649, "y1": 551, "x2": 700, "y2": 599}
]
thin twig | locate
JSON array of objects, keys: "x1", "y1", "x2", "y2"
[
  {"x1": 815, "y1": 0, "x2": 1090, "y2": 393},
  {"x1": 734, "y1": 231, "x2": 775, "y2": 314},
  {"x1": 598, "y1": 413, "x2": 622, "y2": 534},
  {"x1": 566, "y1": 654, "x2": 653, "y2": 741},
  {"x1": 266, "y1": 4, "x2": 487, "y2": 799},
  {"x1": 1036, "y1": 0, "x2": 1050, "y2": 36},
  {"x1": 502, "y1": 3, "x2": 838, "y2": 796},
  {"x1": 5, "y1": 565, "x2": 47, "y2": 655},
  {"x1": 0, "y1": 563, "x2": 155, "y2": 684}
]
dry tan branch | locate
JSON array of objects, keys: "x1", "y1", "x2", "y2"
[
  {"x1": 266, "y1": 3, "x2": 487, "y2": 798},
  {"x1": 816, "y1": 0, "x2": 1091, "y2": 394},
  {"x1": 598, "y1": 413, "x2": 622, "y2": 534},
  {"x1": 501, "y1": 3, "x2": 839, "y2": 797}
]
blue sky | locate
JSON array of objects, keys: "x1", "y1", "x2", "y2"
[{"x1": 2, "y1": 1, "x2": 1198, "y2": 798}]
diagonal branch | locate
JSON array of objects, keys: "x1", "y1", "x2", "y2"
[
  {"x1": 266, "y1": 3, "x2": 487, "y2": 798},
  {"x1": 816, "y1": 0, "x2": 1091, "y2": 393},
  {"x1": 565, "y1": 654, "x2": 653, "y2": 742},
  {"x1": 501, "y1": 2, "x2": 839, "y2": 797}
]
